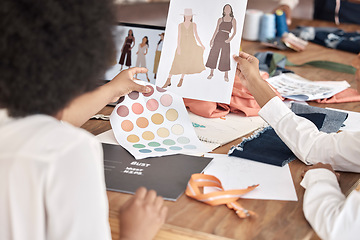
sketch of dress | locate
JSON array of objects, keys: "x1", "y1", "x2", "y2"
[
  {"x1": 119, "y1": 37, "x2": 133, "y2": 67},
  {"x1": 136, "y1": 44, "x2": 148, "y2": 67},
  {"x1": 169, "y1": 23, "x2": 205, "y2": 75},
  {"x1": 206, "y1": 18, "x2": 233, "y2": 72}
]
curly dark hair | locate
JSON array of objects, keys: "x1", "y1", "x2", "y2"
[{"x1": 0, "y1": 0, "x2": 115, "y2": 117}]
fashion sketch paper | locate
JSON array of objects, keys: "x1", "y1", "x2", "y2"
[{"x1": 156, "y1": 0, "x2": 248, "y2": 104}]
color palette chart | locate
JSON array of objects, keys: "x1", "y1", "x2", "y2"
[{"x1": 110, "y1": 82, "x2": 209, "y2": 159}]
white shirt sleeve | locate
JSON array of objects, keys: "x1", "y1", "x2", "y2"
[
  {"x1": 276, "y1": 0, "x2": 299, "y2": 9},
  {"x1": 258, "y1": 97, "x2": 360, "y2": 172},
  {"x1": 300, "y1": 168, "x2": 360, "y2": 240},
  {"x1": 45, "y1": 134, "x2": 111, "y2": 240}
]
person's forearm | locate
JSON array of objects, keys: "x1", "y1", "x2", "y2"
[
  {"x1": 301, "y1": 169, "x2": 360, "y2": 240},
  {"x1": 61, "y1": 84, "x2": 114, "y2": 127},
  {"x1": 246, "y1": 76, "x2": 277, "y2": 107}
]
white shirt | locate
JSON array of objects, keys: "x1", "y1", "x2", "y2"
[
  {"x1": 0, "y1": 109, "x2": 111, "y2": 240},
  {"x1": 259, "y1": 97, "x2": 360, "y2": 240},
  {"x1": 259, "y1": 97, "x2": 360, "y2": 172}
]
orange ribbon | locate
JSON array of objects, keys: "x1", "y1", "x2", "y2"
[{"x1": 185, "y1": 173, "x2": 259, "y2": 218}]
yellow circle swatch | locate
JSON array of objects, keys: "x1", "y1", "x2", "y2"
[
  {"x1": 142, "y1": 131, "x2": 155, "y2": 140},
  {"x1": 157, "y1": 128, "x2": 170, "y2": 138},
  {"x1": 151, "y1": 113, "x2": 164, "y2": 125},
  {"x1": 127, "y1": 135, "x2": 140, "y2": 143},
  {"x1": 166, "y1": 109, "x2": 178, "y2": 121}
]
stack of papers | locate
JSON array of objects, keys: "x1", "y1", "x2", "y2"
[{"x1": 267, "y1": 73, "x2": 350, "y2": 101}]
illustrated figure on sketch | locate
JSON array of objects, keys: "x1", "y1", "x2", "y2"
[
  {"x1": 206, "y1": 4, "x2": 237, "y2": 82},
  {"x1": 135, "y1": 36, "x2": 150, "y2": 82},
  {"x1": 162, "y1": 8, "x2": 205, "y2": 88},
  {"x1": 119, "y1": 29, "x2": 135, "y2": 71},
  {"x1": 153, "y1": 32, "x2": 164, "y2": 79}
]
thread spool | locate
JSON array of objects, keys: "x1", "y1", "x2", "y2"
[
  {"x1": 259, "y1": 13, "x2": 276, "y2": 42},
  {"x1": 275, "y1": 10, "x2": 288, "y2": 37},
  {"x1": 243, "y1": 9, "x2": 264, "y2": 41}
]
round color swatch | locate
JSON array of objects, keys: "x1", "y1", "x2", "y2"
[
  {"x1": 171, "y1": 124, "x2": 184, "y2": 135},
  {"x1": 128, "y1": 91, "x2": 139, "y2": 100},
  {"x1": 169, "y1": 146, "x2": 182, "y2": 150},
  {"x1": 163, "y1": 139, "x2": 176, "y2": 145},
  {"x1": 133, "y1": 144, "x2": 145, "y2": 148},
  {"x1": 160, "y1": 94, "x2": 173, "y2": 107},
  {"x1": 142, "y1": 131, "x2": 155, "y2": 140},
  {"x1": 146, "y1": 99, "x2": 159, "y2": 111},
  {"x1": 151, "y1": 113, "x2": 164, "y2": 125},
  {"x1": 139, "y1": 149, "x2": 152, "y2": 153},
  {"x1": 121, "y1": 120, "x2": 134, "y2": 132},
  {"x1": 154, "y1": 148, "x2": 167, "y2": 152},
  {"x1": 156, "y1": 86, "x2": 166, "y2": 92},
  {"x1": 143, "y1": 85, "x2": 154, "y2": 97},
  {"x1": 117, "y1": 105, "x2": 129, "y2": 117},
  {"x1": 136, "y1": 117, "x2": 149, "y2": 128},
  {"x1": 177, "y1": 136, "x2": 190, "y2": 144},
  {"x1": 132, "y1": 103, "x2": 144, "y2": 115},
  {"x1": 157, "y1": 128, "x2": 170, "y2": 138},
  {"x1": 184, "y1": 145, "x2": 197, "y2": 149},
  {"x1": 166, "y1": 109, "x2": 178, "y2": 121},
  {"x1": 118, "y1": 96, "x2": 125, "y2": 103},
  {"x1": 127, "y1": 135, "x2": 140, "y2": 143},
  {"x1": 148, "y1": 142, "x2": 161, "y2": 147}
]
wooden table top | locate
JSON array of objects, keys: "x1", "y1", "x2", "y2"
[{"x1": 82, "y1": 18, "x2": 360, "y2": 240}]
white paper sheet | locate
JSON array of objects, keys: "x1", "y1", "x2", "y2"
[
  {"x1": 326, "y1": 108, "x2": 360, "y2": 132},
  {"x1": 267, "y1": 73, "x2": 350, "y2": 101},
  {"x1": 188, "y1": 111, "x2": 265, "y2": 145},
  {"x1": 203, "y1": 154, "x2": 298, "y2": 201},
  {"x1": 110, "y1": 82, "x2": 209, "y2": 159},
  {"x1": 155, "y1": 0, "x2": 248, "y2": 104}
]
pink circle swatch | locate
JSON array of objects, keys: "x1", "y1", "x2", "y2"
[
  {"x1": 146, "y1": 99, "x2": 159, "y2": 111},
  {"x1": 143, "y1": 85, "x2": 154, "y2": 97},
  {"x1": 128, "y1": 91, "x2": 139, "y2": 100},
  {"x1": 132, "y1": 103, "x2": 144, "y2": 115},
  {"x1": 156, "y1": 86, "x2": 166, "y2": 92},
  {"x1": 160, "y1": 94, "x2": 173, "y2": 107},
  {"x1": 117, "y1": 105, "x2": 129, "y2": 117}
]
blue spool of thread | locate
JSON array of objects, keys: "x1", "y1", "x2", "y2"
[
  {"x1": 275, "y1": 9, "x2": 288, "y2": 37},
  {"x1": 259, "y1": 13, "x2": 276, "y2": 42}
]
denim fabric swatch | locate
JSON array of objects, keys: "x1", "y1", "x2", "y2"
[
  {"x1": 291, "y1": 103, "x2": 348, "y2": 133},
  {"x1": 228, "y1": 113, "x2": 326, "y2": 167}
]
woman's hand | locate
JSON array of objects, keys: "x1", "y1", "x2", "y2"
[
  {"x1": 107, "y1": 67, "x2": 151, "y2": 102},
  {"x1": 119, "y1": 187, "x2": 168, "y2": 240},
  {"x1": 301, "y1": 163, "x2": 340, "y2": 181}
]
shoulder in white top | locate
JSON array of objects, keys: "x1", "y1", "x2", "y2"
[{"x1": 0, "y1": 109, "x2": 111, "y2": 240}]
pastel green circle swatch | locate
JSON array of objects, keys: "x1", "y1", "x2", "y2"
[
  {"x1": 163, "y1": 139, "x2": 176, "y2": 145},
  {"x1": 157, "y1": 128, "x2": 170, "y2": 138},
  {"x1": 154, "y1": 148, "x2": 167, "y2": 152},
  {"x1": 133, "y1": 144, "x2": 145, "y2": 148},
  {"x1": 148, "y1": 142, "x2": 161, "y2": 147},
  {"x1": 166, "y1": 109, "x2": 178, "y2": 121},
  {"x1": 169, "y1": 146, "x2": 182, "y2": 150},
  {"x1": 139, "y1": 149, "x2": 152, "y2": 153},
  {"x1": 171, "y1": 124, "x2": 184, "y2": 135},
  {"x1": 127, "y1": 135, "x2": 140, "y2": 143},
  {"x1": 177, "y1": 136, "x2": 190, "y2": 144}
]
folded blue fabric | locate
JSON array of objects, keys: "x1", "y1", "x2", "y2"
[{"x1": 228, "y1": 113, "x2": 326, "y2": 167}]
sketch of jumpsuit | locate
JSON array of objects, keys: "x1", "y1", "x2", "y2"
[
  {"x1": 169, "y1": 23, "x2": 205, "y2": 75},
  {"x1": 136, "y1": 44, "x2": 148, "y2": 67},
  {"x1": 206, "y1": 18, "x2": 233, "y2": 72},
  {"x1": 119, "y1": 37, "x2": 133, "y2": 67}
]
